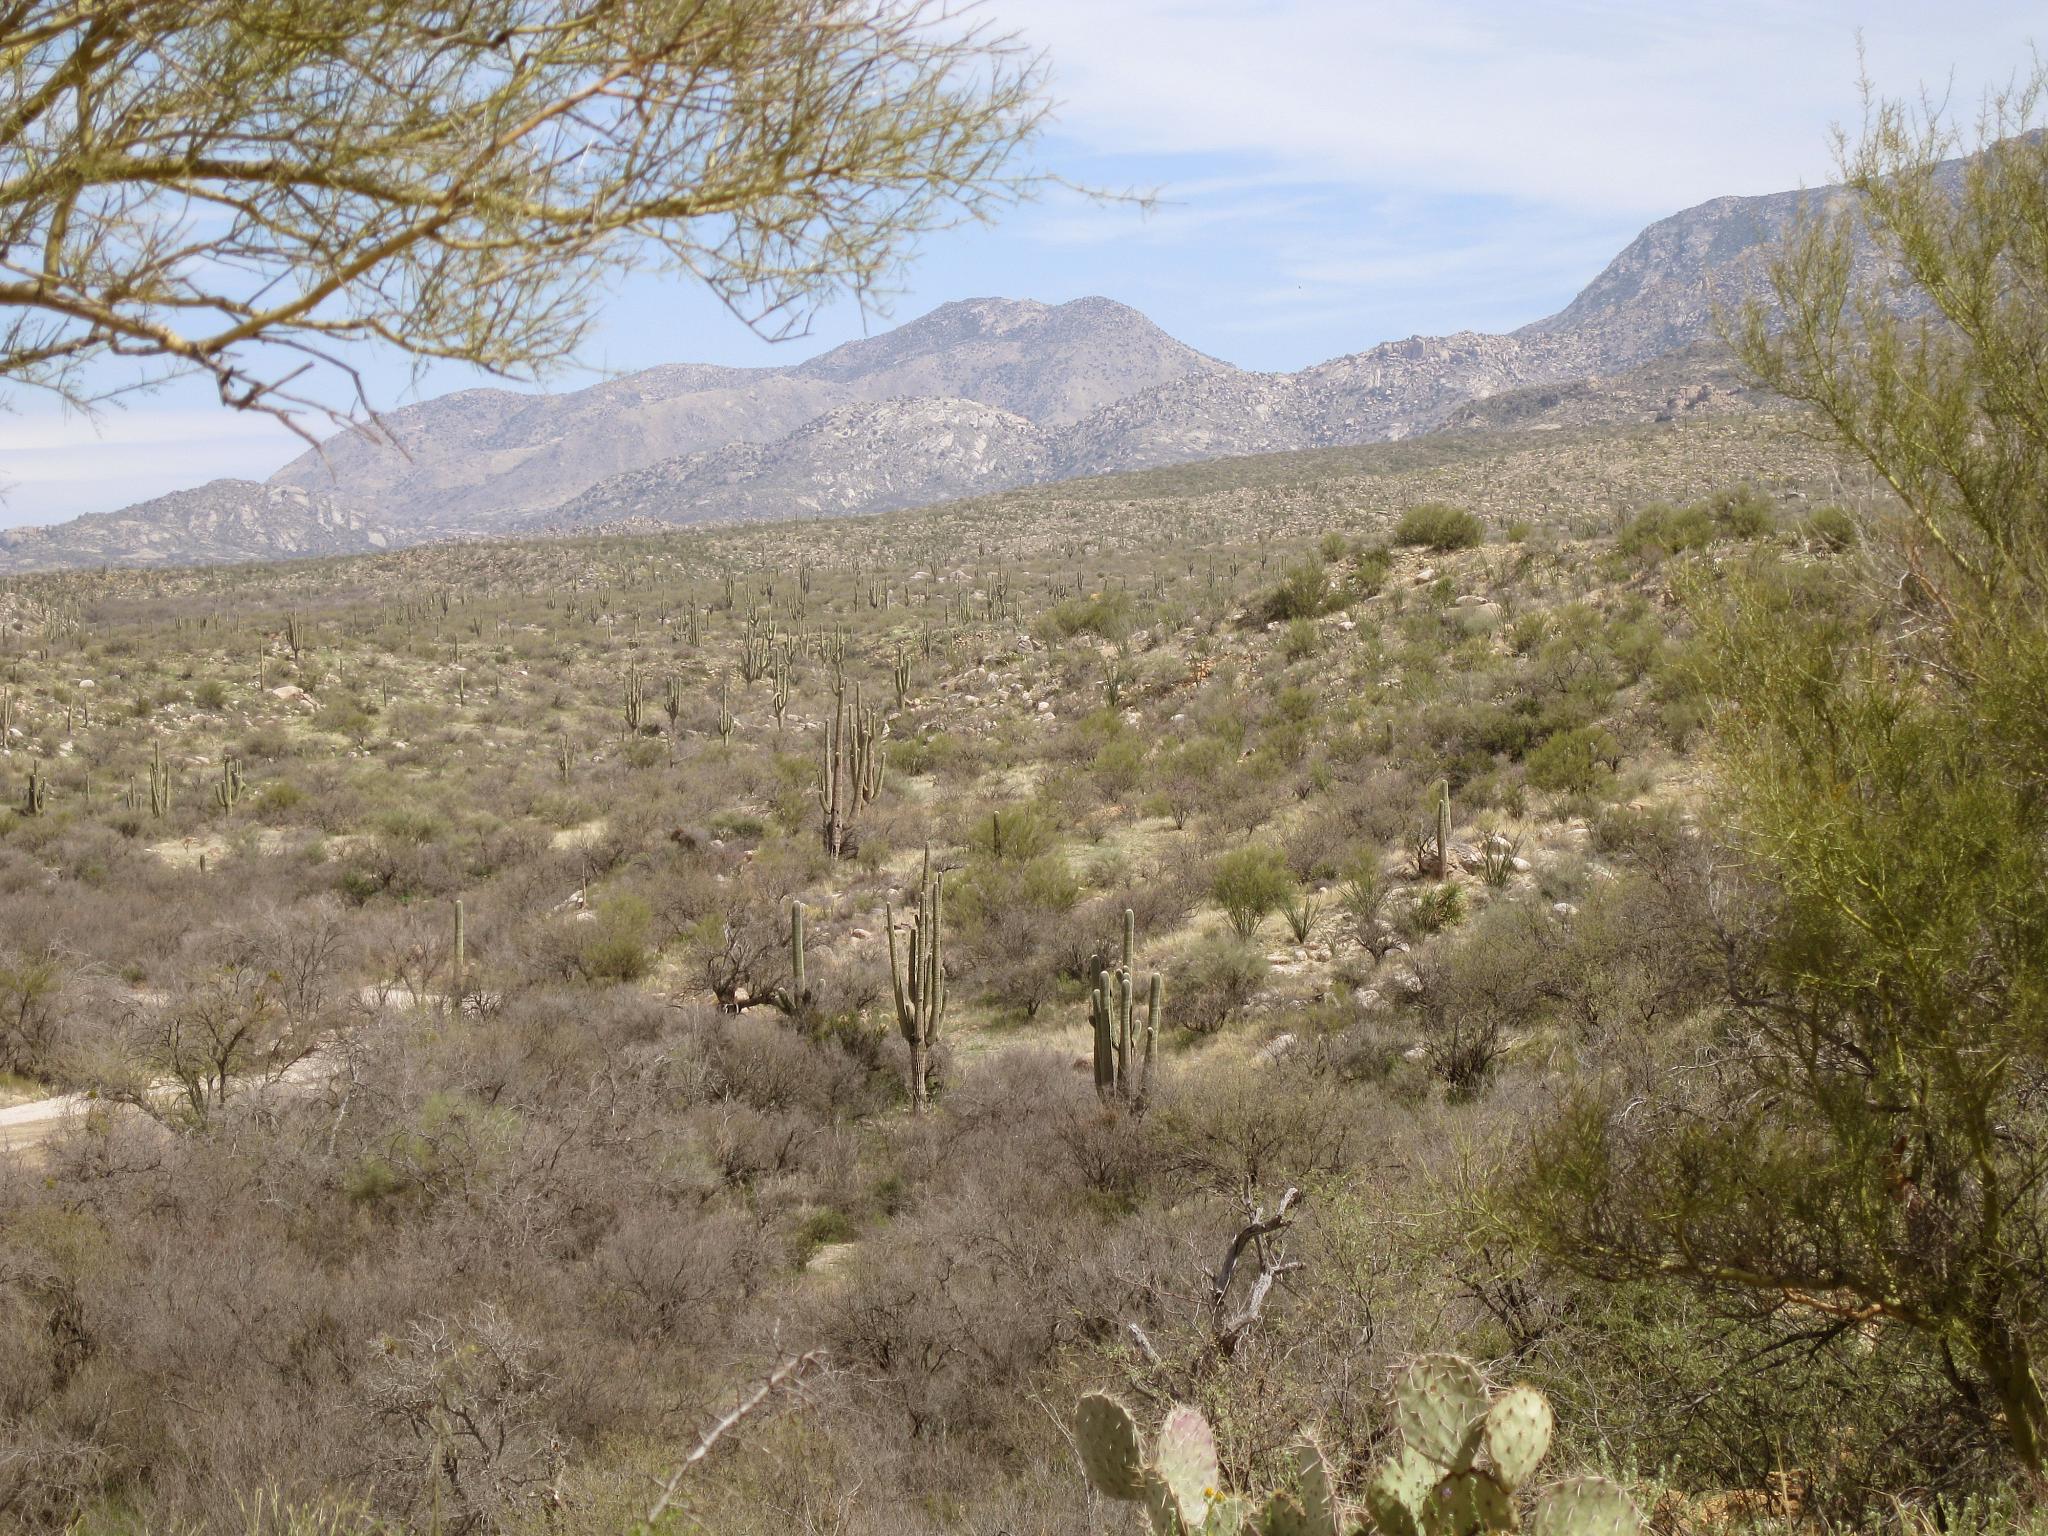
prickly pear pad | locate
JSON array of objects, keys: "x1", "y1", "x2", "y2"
[
  {"x1": 1483, "y1": 1386, "x2": 1554, "y2": 1491},
  {"x1": 1395, "y1": 1354, "x2": 1490, "y2": 1472},
  {"x1": 1075, "y1": 1392, "x2": 1147, "y2": 1500},
  {"x1": 1529, "y1": 1477, "x2": 1640, "y2": 1536},
  {"x1": 1157, "y1": 1404, "x2": 1221, "y2": 1526}
]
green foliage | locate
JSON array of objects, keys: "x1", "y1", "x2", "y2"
[
  {"x1": 581, "y1": 893, "x2": 653, "y2": 984},
  {"x1": 1523, "y1": 727, "x2": 1613, "y2": 795},
  {"x1": 1212, "y1": 843, "x2": 1292, "y2": 940},
  {"x1": 1261, "y1": 560, "x2": 1336, "y2": 623},
  {"x1": 1393, "y1": 503, "x2": 1485, "y2": 551},
  {"x1": 1044, "y1": 588, "x2": 1137, "y2": 642},
  {"x1": 1525, "y1": 74, "x2": 2048, "y2": 1476}
]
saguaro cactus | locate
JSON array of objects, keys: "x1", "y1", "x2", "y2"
[
  {"x1": 212, "y1": 754, "x2": 244, "y2": 816},
  {"x1": 1092, "y1": 908, "x2": 1161, "y2": 1107},
  {"x1": 452, "y1": 898, "x2": 466, "y2": 998},
  {"x1": 1430, "y1": 778, "x2": 1453, "y2": 880},
  {"x1": 21, "y1": 759, "x2": 47, "y2": 816},
  {"x1": 773, "y1": 899, "x2": 814, "y2": 1021},
  {"x1": 817, "y1": 678, "x2": 884, "y2": 859},
  {"x1": 623, "y1": 665, "x2": 644, "y2": 734},
  {"x1": 886, "y1": 851, "x2": 946, "y2": 1112},
  {"x1": 148, "y1": 740, "x2": 171, "y2": 818},
  {"x1": 1074, "y1": 1356, "x2": 1641, "y2": 1536}
]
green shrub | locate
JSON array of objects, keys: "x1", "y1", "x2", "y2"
[
  {"x1": 1806, "y1": 503, "x2": 1859, "y2": 550},
  {"x1": 1393, "y1": 501, "x2": 1484, "y2": 551},
  {"x1": 1281, "y1": 616, "x2": 1320, "y2": 661},
  {"x1": 1526, "y1": 725, "x2": 1618, "y2": 794},
  {"x1": 1260, "y1": 559, "x2": 1333, "y2": 622},
  {"x1": 1211, "y1": 843, "x2": 1292, "y2": 939}
]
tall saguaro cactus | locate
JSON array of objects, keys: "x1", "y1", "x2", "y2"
[
  {"x1": 452, "y1": 898, "x2": 466, "y2": 999},
  {"x1": 887, "y1": 851, "x2": 946, "y2": 1112},
  {"x1": 1092, "y1": 908, "x2": 1162, "y2": 1108},
  {"x1": 148, "y1": 740, "x2": 171, "y2": 819},
  {"x1": 212, "y1": 754, "x2": 244, "y2": 817},
  {"x1": 817, "y1": 677, "x2": 884, "y2": 860},
  {"x1": 21, "y1": 759, "x2": 47, "y2": 816},
  {"x1": 1432, "y1": 778, "x2": 1453, "y2": 881}
]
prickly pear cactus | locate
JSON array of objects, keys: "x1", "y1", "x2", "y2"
[
  {"x1": 1365, "y1": 1446, "x2": 1441, "y2": 1536},
  {"x1": 1394, "y1": 1355, "x2": 1489, "y2": 1473},
  {"x1": 1073, "y1": 1357, "x2": 1640, "y2": 1536},
  {"x1": 1527, "y1": 1477, "x2": 1639, "y2": 1536},
  {"x1": 1155, "y1": 1404, "x2": 1221, "y2": 1528},
  {"x1": 1484, "y1": 1387, "x2": 1554, "y2": 1491},
  {"x1": 1077, "y1": 1392, "x2": 1148, "y2": 1500},
  {"x1": 1074, "y1": 1394, "x2": 1231, "y2": 1535}
]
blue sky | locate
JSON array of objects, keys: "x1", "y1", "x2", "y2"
[{"x1": 0, "y1": 0, "x2": 2039, "y2": 528}]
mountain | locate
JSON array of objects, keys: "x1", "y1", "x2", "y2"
[
  {"x1": 0, "y1": 164, "x2": 1912, "y2": 572},
  {"x1": 0, "y1": 480, "x2": 389, "y2": 569},
  {"x1": 258, "y1": 296, "x2": 1230, "y2": 536},
  {"x1": 539, "y1": 398, "x2": 1053, "y2": 530}
]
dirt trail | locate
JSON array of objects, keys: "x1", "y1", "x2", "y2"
[
  {"x1": 0, "y1": 1048, "x2": 337, "y2": 1158},
  {"x1": 0, "y1": 1088, "x2": 95, "y2": 1155}
]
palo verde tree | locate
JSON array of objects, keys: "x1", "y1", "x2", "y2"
[
  {"x1": 0, "y1": 0, "x2": 1047, "y2": 428},
  {"x1": 1519, "y1": 72, "x2": 2048, "y2": 1472}
]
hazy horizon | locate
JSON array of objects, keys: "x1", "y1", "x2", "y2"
[{"x1": 0, "y1": 0, "x2": 2036, "y2": 530}]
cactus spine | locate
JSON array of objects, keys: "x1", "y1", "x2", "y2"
[
  {"x1": 1091, "y1": 908, "x2": 1160, "y2": 1107},
  {"x1": 886, "y1": 850, "x2": 945, "y2": 1112},
  {"x1": 1074, "y1": 1357, "x2": 1641, "y2": 1536}
]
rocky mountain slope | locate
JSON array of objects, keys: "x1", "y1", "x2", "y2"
[
  {"x1": 0, "y1": 481, "x2": 388, "y2": 570},
  {"x1": 0, "y1": 163, "x2": 1912, "y2": 571}
]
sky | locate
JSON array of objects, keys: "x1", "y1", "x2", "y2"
[{"x1": 0, "y1": 0, "x2": 2039, "y2": 529}]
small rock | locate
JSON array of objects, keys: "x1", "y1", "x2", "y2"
[
  {"x1": 1256, "y1": 1033, "x2": 1297, "y2": 1064},
  {"x1": 1552, "y1": 901, "x2": 1579, "y2": 918}
]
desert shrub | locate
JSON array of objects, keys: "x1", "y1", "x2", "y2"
[
  {"x1": 1706, "y1": 481, "x2": 1776, "y2": 537},
  {"x1": 579, "y1": 892, "x2": 654, "y2": 984},
  {"x1": 1806, "y1": 502, "x2": 1859, "y2": 550},
  {"x1": 1525, "y1": 725, "x2": 1617, "y2": 794},
  {"x1": 1281, "y1": 616, "x2": 1321, "y2": 661},
  {"x1": 1393, "y1": 501, "x2": 1484, "y2": 551},
  {"x1": 1042, "y1": 589, "x2": 1135, "y2": 643},
  {"x1": 1210, "y1": 843, "x2": 1292, "y2": 939},
  {"x1": 1169, "y1": 939, "x2": 1269, "y2": 1034},
  {"x1": 1351, "y1": 544, "x2": 1394, "y2": 597},
  {"x1": 1260, "y1": 560, "x2": 1333, "y2": 622}
]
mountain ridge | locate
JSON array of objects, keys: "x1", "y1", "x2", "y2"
[{"x1": 0, "y1": 164, "x2": 1897, "y2": 572}]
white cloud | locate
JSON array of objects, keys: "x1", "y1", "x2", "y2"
[
  {"x1": 1010, "y1": 0, "x2": 2041, "y2": 213},
  {"x1": 0, "y1": 406, "x2": 301, "y2": 526}
]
